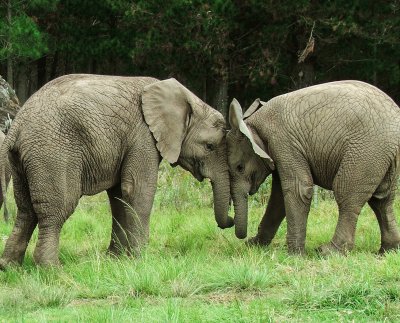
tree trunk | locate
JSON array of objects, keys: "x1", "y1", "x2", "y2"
[
  {"x1": 6, "y1": 0, "x2": 13, "y2": 87},
  {"x1": 37, "y1": 56, "x2": 47, "y2": 88},
  {"x1": 297, "y1": 62, "x2": 315, "y2": 89},
  {"x1": 212, "y1": 70, "x2": 229, "y2": 119},
  {"x1": 50, "y1": 51, "x2": 59, "y2": 80}
]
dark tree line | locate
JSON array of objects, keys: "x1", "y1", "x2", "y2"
[{"x1": 1, "y1": 0, "x2": 399, "y2": 115}]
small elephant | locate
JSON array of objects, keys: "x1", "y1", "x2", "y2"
[
  {"x1": 227, "y1": 80, "x2": 400, "y2": 255},
  {"x1": 0, "y1": 74, "x2": 233, "y2": 268}
]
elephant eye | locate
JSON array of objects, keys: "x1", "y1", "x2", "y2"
[
  {"x1": 237, "y1": 164, "x2": 244, "y2": 173},
  {"x1": 205, "y1": 143, "x2": 215, "y2": 151}
]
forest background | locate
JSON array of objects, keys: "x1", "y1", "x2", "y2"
[{"x1": 1, "y1": 0, "x2": 399, "y2": 117}]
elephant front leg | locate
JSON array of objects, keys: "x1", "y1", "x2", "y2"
[
  {"x1": 281, "y1": 174, "x2": 313, "y2": 255},
  {"x1": 247, "y1": 172, "x2": 286, "y2": 247},
  {"x1": 115, "y1": 150, "x2": 159, "y2": 257},
  {"x1": 107, "y1": 185, "x2": 130, "y2": 256},
  {"x1": 118, "y1": 178, "x2": 157, "y2": 256}
]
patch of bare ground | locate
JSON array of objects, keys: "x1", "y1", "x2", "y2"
[{"x1": 198, "y1": 290, "x2": 268, "y2": 304}]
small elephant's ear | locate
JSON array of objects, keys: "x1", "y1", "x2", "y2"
[
  {"x1": 142, "y1": 78, "x2": 193, "y2": 164},
  {"x1": 229, "y1": 98, "x2": 244, "y2": 129},
  {"x1": 243, "y1": 98, "x2": 268, "y2": 119},
  {"x1": 229, "y1": 99, "x2": 275, "y2": 169},
  {"x1": 243, "y1": 98, "x2": 261, "y2": 119}
]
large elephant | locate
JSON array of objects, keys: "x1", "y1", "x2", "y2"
[
  {"x1": 227, "y1": 80, "x2": 400, "y2": 255},
  {"x1": 0, "y1": 74, "x2": 233, "y2": 268}
]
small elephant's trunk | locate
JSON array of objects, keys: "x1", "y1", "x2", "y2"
[
  {"x1": 211, "y1": 175, "x2": 234, "y2": 229},
  {"x1": 232, "y1": 186, "x2": 248, "y2": 239}
]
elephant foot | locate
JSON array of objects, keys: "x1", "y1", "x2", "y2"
[
  {"x1": 34, "y1": 258, "x2": 61, "y2": 267},
  {"x1": 107, "y1": 242, "x2": 141, "y2": 258},
  {"x1": 107, "y1": 242, "x2": 124, "y2": 257},
  {"x1": 218, "y1": 216, "x2": 235, "y2": 229},
  {"x1": 33, "y1": 251, "x2": 61, "y2": 267},
  {"x1": 245, "y1": 235, "x2": 271, "y2": 247},
  {"x1": 0, "y1": 258, "x2": 9, "y2": 271},
  {"x1": 316, "y1": 242, "x2": 348, "y2": 257},
  {"x1": 287, "y1": 247, "x2": 306, "y2": 256},
  {"x1": 0, "y1": 257, "x2": 20, "y2": 271},
  {"x1": 378, "y1": 240, "x2": 400, "y2": 254}
]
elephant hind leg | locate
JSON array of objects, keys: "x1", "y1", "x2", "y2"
[
  {"x1": 368, "y1": 168, "x2": 400, "y2": 253},
  {"x1": 0, "y1": 210, "x2": 38, "y2": 270},
  {"x1": 322, "y1": 154, "x2": 391, "y2": 255},
  {"x1": 29, "y1": 172, "x2": 81, "y2": 267},
  {"x1": 0, "y1": 165, "x2": 37, "y2": 269},
  {"x1": 32, "y1": 193, "x2": 80, "y2": 266},
  {"x1": 369, "y1": 195, "x2": 400, "y2": 253}
]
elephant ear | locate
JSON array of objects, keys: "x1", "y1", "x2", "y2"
[
  {"x1": 142, "y1": 78, "x2": 193, "y2": 164},
  {"x1": 229, "y1": 98, "x2": 275, "y2": 169},
  {"x1": 243, "y1": 98, "x2": 261, "y2": 119},
  {"x1": 243, "y1": 98, "x2": 268, "y2": 119}
]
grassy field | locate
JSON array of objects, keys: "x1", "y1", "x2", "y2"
[{"x1": 0, "y1": 163, "x2": 400, "y2": 322}]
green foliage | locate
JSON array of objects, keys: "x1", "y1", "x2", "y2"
[
  {"x1": 3, "y1": 0, "x2": 400, "y2": 105},
  {"x1": 0, "y1": 7, "x2": 47, "y2": 60}
]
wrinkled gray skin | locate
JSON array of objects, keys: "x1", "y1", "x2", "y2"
[
  {"x1": 227, "y1": 80, "x2": 400, "y2": 255},
  {"x1": 0, "y1": 74, "x2": 233, "y2": 268},
  {"x1": 0, "y1": 131, "x2": 12, "y2": 221}
]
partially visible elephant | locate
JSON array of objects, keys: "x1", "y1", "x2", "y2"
[
  {"x1": 0, "y1": 131, "x2": 12, "y2": 221},
  {"x1": 0, "y1": 74, "x2": 233, "y2": 268},
  {"x1": 227, "y1": 80, "x2": 400, "y2": 255}
]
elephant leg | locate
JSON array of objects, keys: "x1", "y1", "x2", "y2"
[
  {"x1": 280, "y1": 168, "x2": 314, "y2": 255},
  {"x1": 30, "y1": 177, "x2": 80, "y2": 267},
  {"x1": 0, "y1": 211, "x2": 37, "y2": 269},
  {"x1": 107, "y1": 185, "x2": 130, "y2": 255},
  {"x1": 117, "y1": 153, "x2": 159, "y2": 256},
  {"x1": 33, "y1": 219, "x2": 64, "y2": 266},
  {"x1": 319, "y1": 167, "x2": 381, "y2": 255},
  {"x1": 369, "y1": 195, "x2": 400, "y2": 253},
  {"x1": 319, "y1": 203, "x2": 363, "y2": 255},
  {"x1": 33, "y1": 195, "x2": 79, "y2": 266},
  {"x1": 368, "y1": 171, "x2": 400, "y2": 253},
  {"x1": 0, "y1": 159, "x2": 12, "y2": 220},
  {"x1": 319, "y1": 154, "x2": 397, "y2": 255},
  {"x1": 0, "y1": 171, "x2": 37, "y2": 269},
  {"x1": 118, "y1": 179, "x2": 157, "y2": 256},
  {"x1": 248, "y1": 172, "x2": 286, "y2": 246}
]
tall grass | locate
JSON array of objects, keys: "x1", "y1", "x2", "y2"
[{"x1": 0, "y1": 161, "x2": 399, "y2": 321}]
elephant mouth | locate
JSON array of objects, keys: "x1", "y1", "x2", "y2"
[
  {"x1": 249, "y1": 173, "x2": 259, "y2": 195},
  {"x1": 178, "y1": 158, "x2": 204, "y2": 182},
  {"x1": 249, "y1": 188, "x2": 257, "y2": 195},
  {"x1": 192, "y1": 160, "x2": 205, "y2": 182}
]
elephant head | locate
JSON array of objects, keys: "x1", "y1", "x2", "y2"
[
  {"x1": 227, "y1": 99, "x2": 275, "y2": 238},
  {"x1": 142, "y1": 78, "x2": 234, "y2": 229}
]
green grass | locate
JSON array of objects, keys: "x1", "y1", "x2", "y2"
[{"x1": 1, "y1": 163, "x2": 400, "y2": 322}]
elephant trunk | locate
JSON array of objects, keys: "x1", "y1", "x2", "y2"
[
  {"x1": 211, "y1": 173, "x2": 234, "y2": 229},
  {"x1": 232, "y1": 185, "x2": 248, "y2": 239}
]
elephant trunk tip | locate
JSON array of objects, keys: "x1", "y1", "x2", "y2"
[
  {"x1": 217, "y1": 216, "x2": 235, "y2": 229},
  {"x1": 235, "y1": 227, "x2": 247, "y2": 239}
]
